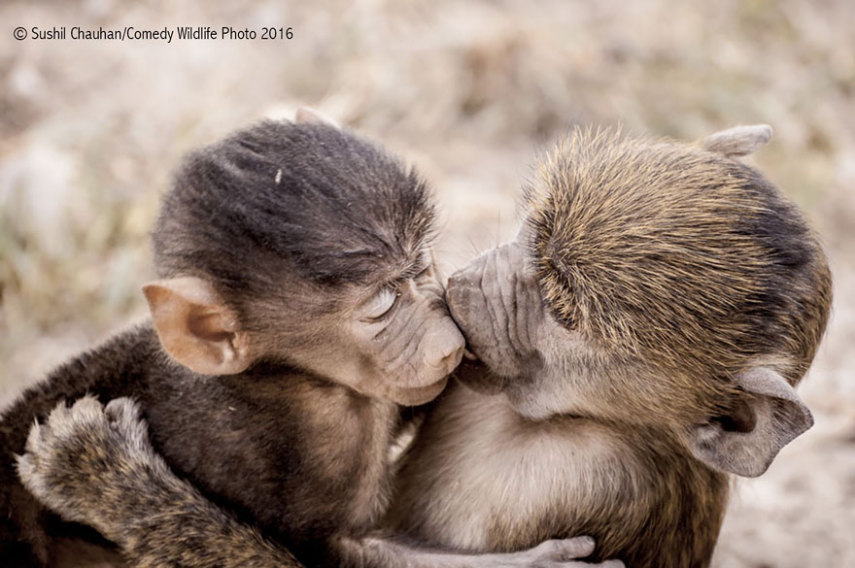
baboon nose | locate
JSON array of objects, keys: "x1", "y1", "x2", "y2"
[
  {"x1": 430, "y1": 326, "x2": 466, "y2": 375},
  {"x1": 440, "y1": 341, "x2": 465, "y2": 373},
  {"x1": 446, "y1": 273, "x2": 474, "y2": 321}
]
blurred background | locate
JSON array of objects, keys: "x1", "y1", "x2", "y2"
[{"x1": 1, "y1": 0, "x2": 853, "y2": 565}]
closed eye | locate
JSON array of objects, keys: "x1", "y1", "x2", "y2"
[{"x1": 363, "y1": 287, "x2": 398, "y2": 321}]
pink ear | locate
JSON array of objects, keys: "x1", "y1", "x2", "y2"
[
  {"x1": 687, "y1": 367, "x2": 813, "y2": 477},
  {"x1": 143, "y1": 277, "x2": 253, "y2": 376}
]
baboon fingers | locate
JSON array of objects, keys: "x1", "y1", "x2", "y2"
[
  {"x1": 105, "y1": 397, "x2": 140, "y2": 424},
  {"x1": 17, "y1": 414, "x2": 60, "y2": 506},
  {"x1": 103, "y1": 397, "x2": 149, "y2": 445},
  {"x1": 15, "y1": 452, "x2": 37, "y2": 489},
  {"x1": 528, "y1": 536, "x2": 596, "y2": 561}
]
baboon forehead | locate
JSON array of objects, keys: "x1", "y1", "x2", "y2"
[{"x1": 157, "y1": 120, "x2": 436, "y2": 287}]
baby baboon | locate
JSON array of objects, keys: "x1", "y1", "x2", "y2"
[
  {"x1": 18, "y1": 125, "x2": 826, "y2": 568},
  {"x1": 3, "y1": 115, "x2": 603, "y2": 567},
  {"x1": 387, "y1": 125, "x2": 830, "y2": 566}
]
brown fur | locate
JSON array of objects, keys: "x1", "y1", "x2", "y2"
[
  {"x1": 387, "y1": 375, "x2": 729, "y2": 567},
  {"x1": 527, "y1": 130, "x2": 831, "y2": 383},
  {"x1": 386, "y1": 127, "x2": 831, "y2": 567},
  {"x1": 527, "y1": 128, "x2": 830, "y2": 418}
]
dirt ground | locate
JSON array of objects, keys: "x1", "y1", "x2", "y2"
[{"x1": 1, "y1": 1, "x2": 853, "y2": 565}]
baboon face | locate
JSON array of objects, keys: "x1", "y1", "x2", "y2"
[
  {"x1": 286, "y1": 254, "x2": 466, "y2": 406},
  {"x1": 145, "y1": 118, "x2": 464, "y2": 406}
]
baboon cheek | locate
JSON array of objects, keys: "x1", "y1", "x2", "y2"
[{"x1": 388, "y1": 377, "x2": 450, "y2": 406}]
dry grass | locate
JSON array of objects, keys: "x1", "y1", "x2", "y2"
[{"x1": 1, "y1": 0, "x2": 854, "y2": 565}]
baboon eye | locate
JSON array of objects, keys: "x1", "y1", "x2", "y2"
[{"x1": 363, "y1": 288, "x2": 398, "y2": 320}]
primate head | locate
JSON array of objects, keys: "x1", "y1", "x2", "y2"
[
  {"x1": 144, "y1": 111, "x2": 464, "y2": 405},
  {"x1": 448, "y1": 125, "x2": 831, "y2": 477}
]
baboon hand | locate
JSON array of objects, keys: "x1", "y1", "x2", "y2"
[
  {"x1": 498, "y1": 537, "x2": 623, "y2": 568},
  {"x1": 17, "y1": 396, "x2": 168, "y2": 543}
]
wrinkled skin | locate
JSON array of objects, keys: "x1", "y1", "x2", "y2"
[
  {"x1": 17, "y1": 232, "x2": 814, "y2": 568},
  {"x1": 3, "y1": 118, "x2": 614, "y2": 568},
  {"x1": 19, "y1": 124, "x2": 819, "y2": 568},
  {"x1": 18, "y1": 124, "x2": 824, "y2": 568},
  {"x1": 383, "y1": 237, "x2": 729, "y2": 566},
  {"x1": 446, "y1": 240, "x2": 549, "y2": 398},
  {"x1": 339, "y1": 259, "x2": 465, "y2": 405},
  {"x1": 447, "y1": 238, "x2": 674, "y2": 424},
  {"x1": 15, "y1": 245, "x2": 622, "y2": 568}
]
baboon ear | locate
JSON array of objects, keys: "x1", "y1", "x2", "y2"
[
  {"x1": 295, "y1": 106, "x2": 340, "y2": 128},
  {"x1": 700, "y1": 124, "x2": 773, "y2": 157},
  {"x1": 143, "y1": 277, "x2": 252, "y2": 376},
  {"x1": 688, "y1": 367, "x2": 813, "y2": 477}
]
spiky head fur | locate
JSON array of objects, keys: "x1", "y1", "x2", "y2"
[
  {"x1": 525, "y1": 128, "x2": 831, "y2": 393},
  {"x1": 152, "y1": 120, "x2": 435, "y2": 329}
]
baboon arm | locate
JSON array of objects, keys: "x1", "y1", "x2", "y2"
[
  {"x1": 337, "y1": 535, "x2": 624, "y2": 568},
  {"x1": 18, "y1": 396, "x2": 622, "y2": 568},
  {"x1": 17, "y1": 396, "x2": 302, "y2": 568}
]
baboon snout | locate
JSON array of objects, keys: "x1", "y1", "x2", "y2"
[
  {"x1": 447, "y1": 242, "x2": 528, "y2": 331},
  {"x1": 423, "y1": 320, "x2": 465, "y2": 375},
  {"x1": 446, "y1": 261, "x2": 497, "y2": 359},
  {"x1": 446, "y1": 270, "x2": 477, "y2": 329}
]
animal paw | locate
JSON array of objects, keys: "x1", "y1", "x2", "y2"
[{"x1": 17, "y1": 396, "x2": 158, "y2": 538}]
